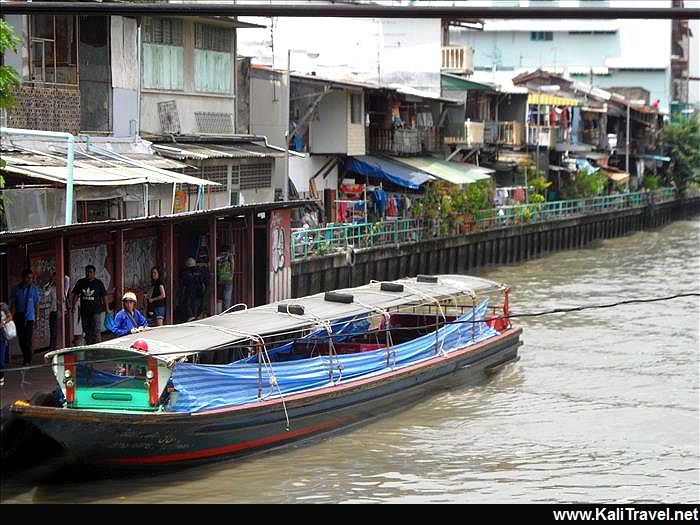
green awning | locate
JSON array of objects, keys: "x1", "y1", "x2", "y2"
[
  {"x1": 441, "y1": 73, "x2": 495, "y2": 92},
  {"x1": 390, "y1": 156, "x2": 493, "y2": 185}
]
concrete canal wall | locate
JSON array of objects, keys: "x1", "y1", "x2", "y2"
[{"x1": 292, "y1": 196, "x2": 700, "y2": 297}]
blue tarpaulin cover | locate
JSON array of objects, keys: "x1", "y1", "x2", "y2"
[
  {"x1": 575, "y1": 158, "x2": 600, "y2": 175},
  {"x1": 169, "y1": 300, "x2": 496, "y2": 413},
  {"x1": 345, "y1": 155, "x2": 435, "y2": 190}
]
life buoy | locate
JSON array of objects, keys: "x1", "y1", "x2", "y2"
[{"x1": 346, "y1": 245, "x2": 356, "y2": 267}]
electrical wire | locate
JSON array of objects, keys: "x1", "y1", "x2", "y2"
[{"x1": 3, "y1": 292, "x2": 698, "y2": 375}]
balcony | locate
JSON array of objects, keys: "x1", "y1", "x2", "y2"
[
  {"x1": 441, "y1": 46, "x2": 474, "y2": 75},
  {"x1": 444, "y1": 120, "x2": 484, "y2": 146},
  {"x1": 368, "y1": 127, "x2": 443, "y2": 155},
  {"x1": 484, "y1": 121, "x2": 524, "y2": 147},
  {"x1": 527, "y1": 125, "x2": 556, "y2": 149},
  {"x1": 6, "y1": 83, "x2": 81, "y2": 135}
]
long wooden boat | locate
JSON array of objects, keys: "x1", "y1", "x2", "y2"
[{"x1": 11, "y1": 275, "x2": 522, "y2": 468}]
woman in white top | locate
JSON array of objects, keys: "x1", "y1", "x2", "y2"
[
  {"x1": 0, "y1": 301, "x2": 12, "y2": 387},
  {"x1": 44, "y1": 273, "x2": 58, "y2": 352}
]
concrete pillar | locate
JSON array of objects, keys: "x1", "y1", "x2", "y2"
[
  {"x1": 208, "y1": 216, "x2": 217, "y2": 315},
  {"x1": 55, "y1": 235, "x2": 66, "y2": 349},
  {"x1": 249, "y1": 214, "x2": 255, "y2": 305},
  {"x1": 114, "y1": 229, "x2": 124, "y2": 303},
  {"x1": 163, "y1": 223, "x2": 175, "y2": 325}
]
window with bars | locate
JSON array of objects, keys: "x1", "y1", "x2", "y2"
[
  {"x1": 238, "y1": 163, "x2": 273, "y2": 190},
  {"x1": 142, "y1": 17, "x2": 184, "y2": 90},
  {"x1": 194, "y1": 24, "x2": 233, "y2": 94},
  {"x1": 143, "y1": 18, "x2": 184, "y2": 46},
  {"x1": 195, "y1": 24, "x2": 232, "y2": 52},
  {"x1": 185, "y1": 165, "x2": 228, "y2": 193}
]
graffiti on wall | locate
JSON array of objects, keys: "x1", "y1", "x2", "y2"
[
  {"x1": 271, "y1": 227, "x2": 285, "y2": 273},
  {"x1": 124, "y1": 236, "x2": 157, "y2": 291},
  {"x1": 268, "y1": 209, "x2": 291, "y2": 302},
  {"x1": 70, "y1": 244, "x2": 112, "y2": 292},
  {"x1": 29, "y1": 254, "x2": 57, "y2": 348}
]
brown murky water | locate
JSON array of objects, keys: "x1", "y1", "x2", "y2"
[{"x1": 3, "y1": 219, "x2": 699, "y2": 503}]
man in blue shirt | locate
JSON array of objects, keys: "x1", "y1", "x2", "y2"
[{"x1": 10, "y1": 269, "x2": 40, "y2": 366}]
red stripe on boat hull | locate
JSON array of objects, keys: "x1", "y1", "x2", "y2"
[{"x1": 103, "y1": 417, "x2": 347, "y2": 465}]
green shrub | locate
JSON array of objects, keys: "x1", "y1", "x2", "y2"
[{"x1": 642, "y1": 173, "x2": 660, "y2": 190}]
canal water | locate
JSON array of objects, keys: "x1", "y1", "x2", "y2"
[{"x1": 3, "y1": 219, "x2": 698, "y2": 503}]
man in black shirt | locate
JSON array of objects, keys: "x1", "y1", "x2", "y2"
[{"x1": 69, "y1": 265, "x2": 110, "y2": 345}]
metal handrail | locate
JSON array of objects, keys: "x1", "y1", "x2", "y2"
[{"x1": 291, "y1": 189, "x2": 678, "y2": 261}]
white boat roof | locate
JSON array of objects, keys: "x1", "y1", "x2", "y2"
[{"x1": 46, "y1": 275, "x2": 504, "y2": 364}]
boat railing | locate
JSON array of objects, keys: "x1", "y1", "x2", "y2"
[{"x1": 291, "y1": 189, "x2": 678, "y2": 261}]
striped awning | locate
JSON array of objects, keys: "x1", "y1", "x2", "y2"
[{"x1": 528, "y1": 93, "x2": 580, "y2": 107}]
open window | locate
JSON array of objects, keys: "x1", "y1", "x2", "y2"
[{"x1": 29, "y1": 15, "x2": 78, "y2": 85}]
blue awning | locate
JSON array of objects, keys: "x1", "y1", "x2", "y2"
[{"x1": 345, "y1": 155, "x2": 435, "y2": 190}]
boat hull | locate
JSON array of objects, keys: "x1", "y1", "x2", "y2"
[{"x1": 12, "y1": 328, "x2": 522, "y2": 468}]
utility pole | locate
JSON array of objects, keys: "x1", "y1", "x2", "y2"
[
  {"x1": 625, "y1": 101, "x2": 630, "y2": 174},
  {"x1": 285, "y1": 47, "x2": 291, "y2": 202}
]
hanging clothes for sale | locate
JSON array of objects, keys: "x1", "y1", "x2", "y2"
[
  {"x1": 387, "y1": 196, "x2": 399, "y2": 217},
  {"x1": 494, "y1": 189, "x2": 506, "y2": 206},
  {"x1": 337, "y1": 201, "x2": 349, "y2": 222},
  {"x1": 373, "y1": 188, "x2": 387, "y2": 216},
  {"x1": 390, "y1": 99, "x2": 402, "y2": 127}
]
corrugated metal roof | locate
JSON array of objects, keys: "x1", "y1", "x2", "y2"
[
  {"x1": 1, "y1": 149, "x2": 215, "y2": 187},
  {"x1": 0, "y1": 200, "x2": 309, "y2": 240},
  {"x1": 152, "y1": 142, "x2": 287, "y2": 160}
]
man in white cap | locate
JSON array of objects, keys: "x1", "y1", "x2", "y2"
[{"x1": 111, "y1": 292, "x2": 148, "y2": 337}]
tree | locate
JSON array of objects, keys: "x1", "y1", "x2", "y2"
[
  {"x1": 0, "y1": 19, "x2": 21, "y2": 213},
  {"x1": 659, "y1": 114, "x2": 700, "y2": 196},
  {"x1": 0, "y1": 19, "x2": 20, "y2": 111},
  {"x1": 561, "y1": 170, "x2": 607, "y2": 199}
]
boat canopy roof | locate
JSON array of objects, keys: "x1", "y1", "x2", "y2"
[{"x1": 46, "y1": 275, "x2": 505, "y2": 364}]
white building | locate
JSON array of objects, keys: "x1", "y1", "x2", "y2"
[
  {"x1": 237, "y1": 16, "x2": 444, "y2": 95},
  {"x1": 447, "y1": 0, "x2": 676, "y2": 113}
]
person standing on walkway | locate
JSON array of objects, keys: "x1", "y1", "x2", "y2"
[
  {"x1": 180, "y1": 257, "x2": 207, "y2": 322},
  {"x1": 217, "y1": 246, "x2": 234, "y2": 312},
  {"x1": 0, "y1": 301, "x2": 13, "y2": 387},
  {"x1": 147, "y1": 266, "x2": 166, "y2": 326},
  {"x1": 10, "y1": 269, "x2": 40, "y2": 366},
  {"x1": 69, "y1": 265, "x2": 110, "y2": 345},
  {"x1": 44, "y1": 273, "x2": 58, "y2": 352}
]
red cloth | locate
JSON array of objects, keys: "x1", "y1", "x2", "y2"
[
  {"x1": 513, "y1": 188, "x2": 525, "y2": 202},
  {"x1": 387, "y1": 197, "x2": 399, "y2": 217}
]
